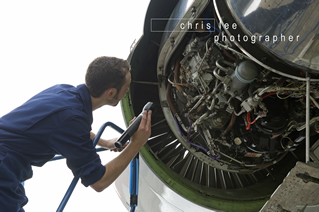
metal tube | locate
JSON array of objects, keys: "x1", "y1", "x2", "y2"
[
  {"x1": 296, "y1": 116, "x2": 319, "y2": 131},
  {"x1": 310, "y1": 95, "x2": 319, "y2": 109},
  {"x1": 213, "y1": 67, "x2": 225, "y2": 82},
  {"x1": 216, "y1": 59, "x2": 230, "y2": 73},
  {"x1": 56, "y1": 122, "x2": 124, "y2": 212},
  {"x1": 57, "y1": 177, "x2": 79, "y2": 212},
  {"x1": 189, "y1": 95, "x2": 205, "y2": 113},
  {"x1": 306, "y1": 74, "x2": 310, "y2": 163},
  {"x1": 50, "y1": 147, "x2": 111, "y2": 162}
]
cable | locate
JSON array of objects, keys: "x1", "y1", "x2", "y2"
[
  {"x1": 245, "y1": 92, "x2": 277, "y2": 130},
  {"x1": 276, "y1": 92, "x2": 295, "y2": 99},
  {"x1": 173, "y1": 114, "x2": 219, "y2": 159},
  {"x1": 245, "y1": 111, "x2": 264, "y2": 130}
]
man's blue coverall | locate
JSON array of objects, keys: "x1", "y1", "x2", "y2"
[{"x1": 0, "y1": 84, "x2": 106, "y2": 211}]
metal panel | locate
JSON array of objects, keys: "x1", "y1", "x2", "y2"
[
  {"x1": 226, "y1": 0, "x2": 319, "y2": 71},
  {"x1": 261, "y1": 162, "x2": 319, "y2": 212}
]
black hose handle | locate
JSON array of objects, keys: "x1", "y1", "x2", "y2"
[{"x1": 114, "y1": 102, "x2": 155, "y2": 148}]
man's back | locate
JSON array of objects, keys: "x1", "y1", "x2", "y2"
[{"x1": 0, "y1": 84, "x2": 105, "y2": 212}]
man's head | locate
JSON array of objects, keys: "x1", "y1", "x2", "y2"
[{"x1": 85, "y1": 56, "x2": 131, "y2": 106}]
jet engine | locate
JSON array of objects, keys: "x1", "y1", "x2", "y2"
[{"x1": 118, "y1": 0, "x2": 319, "y2": 211}]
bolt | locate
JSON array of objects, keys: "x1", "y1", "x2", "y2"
[
  {"x1": 191, "y1": 7, "x2": 196, "y2": 16},
  {"x1": 170, "y1": 38, "x2": 175, "y2": 47}
]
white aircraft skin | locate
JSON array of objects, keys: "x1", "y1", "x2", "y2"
[{"x1": 114, "y1": 157, "x2": 219, "y2": 212}]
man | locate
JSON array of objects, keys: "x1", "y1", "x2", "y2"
[{"x1": 0, "y1": 56, "x2": 152, "y2": 211}]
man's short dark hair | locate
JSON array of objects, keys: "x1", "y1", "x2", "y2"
[{"x1": 85, "y1": 56, "x2": 130, "y2": 98}]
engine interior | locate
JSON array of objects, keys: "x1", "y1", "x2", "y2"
[
  {"x1": 122, "y1": 0, "x2": 319, "y2": 211},
  {"x1": 165, "y1": 30, "x2": 319, "y2": 173}
]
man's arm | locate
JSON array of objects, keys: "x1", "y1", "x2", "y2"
[
  {"x1": 90, "y1": 132, "x2": 118, "y2": 150},
  {"x1": 90, "y1": 110, "x2": 152, "y2": 192}
]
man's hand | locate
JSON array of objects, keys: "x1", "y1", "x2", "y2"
[
  {"x1": 130, "y1": 110, "x2": 152, "y2": 147},
  {"x1": 111, "y1": 142, "x2": 128, "y2": 152},
  {"x1": 97, "y1": 137, "x2": 116, "y2": 149},
  {"x1": 97, "y1": 137, "x2": 128, "y2": 152},
  {"x1": 90, "y1": 110, "x2": 152, "y2": 192}
]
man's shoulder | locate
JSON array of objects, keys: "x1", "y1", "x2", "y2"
[
  {"x1": 33, "y1": 84, "x2": 85, "y2": 105},
  {"x1": 0, "y1": 84, "x2": 90, "y2": 132},
  {"x1": 39, "y1": 84, "x2": 76, "y2": 96}
]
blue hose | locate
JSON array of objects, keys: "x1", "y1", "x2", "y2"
[
  {"x1": 129, "y1": 154, "x2": 139, "y2": 212},
  {"x1": 130, "y1": 205, "x2": 136, "y2": 212}
]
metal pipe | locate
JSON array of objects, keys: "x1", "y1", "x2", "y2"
[
  {"x1": 193, "y1": 112, "x2": 210, "y2": 126},
  {"x1": 173, "y1": 58, "x2": 184, "y2": 93},
  {"x1": 216, "y1": 59, "x2": 231, "y2": 73},
  {"x1": 213, "y1": 67, "x2": 225, "y2": 82},
  {"x1": 56, "y1": 122, "x2": 124, "y2": 212},
  {"x1": 219, "y1": 152, "x2": 248, "y2": 166},
  {"x1": 306, "y1": 74, "x2": 310, "y2": 163},
  {"x1": 310, "y1": 95, "x2": 319, "y2": 109},
  {"x1": 257, "y1": 77, "x2": 286, "y2": 96},
  {"x1": 218, "y1": 59, "x2": 235, "y2": 68},
  {"x1": 296, "y1": 116, "x2": 319, "y2": 131},
  {"x1": 189, "y1": 95, "x2": 205, "y2": 113},
  {"x1": 214, "y1": 41, "x2": 250, "y2": 60},
  {"x1": 234, "y1": 108, "x2": 245, "y2": 116},
  {"x1": 50, "y1": 147, "x2": 107, "y2": 162},
  {"x1": 195, "y1": 38, "x2": 211, "y2": 72},
  {"x1": 208, "y1": 97, "x2": 216, "y2": 110},
  {"x1": 166, "y1": 82, "x2": 178, "y2": 115}
]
